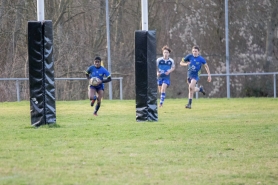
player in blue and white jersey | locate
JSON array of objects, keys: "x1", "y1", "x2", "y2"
[
  {"x1": 157, "y1": 45, "x2": 175, "y2": 107},
  {"x1": 85, "y1": 56, "x2": 111, "y2": 116},
  {"x1": 180, "y1": 46, "x2": 211, "y2": 109}
]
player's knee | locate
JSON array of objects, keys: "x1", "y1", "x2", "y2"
[{"x1": 97, "y1": 97, "x2": 102, "y2": 102}]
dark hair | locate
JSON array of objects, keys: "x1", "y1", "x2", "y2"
[
  {"x1": 94, "y1": 56, "x2": 101, "y2": 61},
  {"x1": 192, "y1": 46, "x2": 200, "y2": 51},
  {"x1": 162, "y1": 45, "x2": 171, "y2": 53}
]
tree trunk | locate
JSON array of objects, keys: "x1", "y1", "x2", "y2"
[
  {"x1": 6, "y1": 0, "x2": 25, "y2": 77},
  {"x1": 92, "y1": 0, "x2": 105, "y2": 53},
  {"x1": 264, "y1": 0, "x2": 278, "y2": 72},
  {"x1": 0, "y1": 0, "x2": 7, "y2": 29}
]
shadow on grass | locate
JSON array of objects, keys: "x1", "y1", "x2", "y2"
[{"x1": 24, "y1": 123, "x2": 61, "y2": 129}]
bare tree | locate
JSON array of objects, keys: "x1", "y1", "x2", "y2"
[
  {"x1": 265, "y1": 0, "x2": 278, "y2": 72},
  {"x1": 0, "y1": 0, "x2": 277, "y2": 101}
]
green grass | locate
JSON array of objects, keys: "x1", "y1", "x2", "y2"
[{"x1": 0, "y1": 98, "x2": 277, "y2": 185}]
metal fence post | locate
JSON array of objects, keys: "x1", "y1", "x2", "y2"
[
  {"x1": 274, "y1": 74, "x2": 276, "y2": 98},
  {"x1": 16, "y1": 80, "x2": 20, "y2": 102},
  {"x1": 119, "y1": 77, "x2": 123, "y2": 100}
]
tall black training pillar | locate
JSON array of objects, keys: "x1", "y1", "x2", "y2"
[
  {"x1": 135, "y1": 30, "x2": 157, "y2": 121},
  {"x1": 28, "y1": 20, "x2": 56, "y2": 127}
]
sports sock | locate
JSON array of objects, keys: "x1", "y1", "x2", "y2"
[
  {"x1": 90, "y1": 96, "x2": 97, "y2": 107},
  {"x1": 95, "y1": 102, "x2": 101, "y2": 112},
  {"x1": 160, "y1": 92, "x2": 166, "y2": 104},
  {"x1": 188, "y1": 99, "x2": 192, "y2": 105}
]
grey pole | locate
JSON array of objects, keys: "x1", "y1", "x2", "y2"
[
  {"x1": 141, "y1": 0, "x2": 148, "y2": 30},
  {"x1": 106, "y1": 0, "x2": 112, "y2": 100},
  {"x1": 16, "y1": 80, "x2": 20, "y2": 102},
  {"x1": 225, "y1": 0, "x2": 230, "y2": 98},
  {"x1": 37, "y1": 0, "x2": 44, "y2": 21},
  {"x1": 274, "y1": 74, "x2": 276, "y2": 98}
]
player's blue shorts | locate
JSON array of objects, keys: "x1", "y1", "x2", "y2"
[
  {"x1": 157, "y1": 78, "x2": 170, "y2": 86},
  {"x1": 187, "y1": 75, "x2": 199, "y2": 84},
  {"x1": 89, "y1": 84, "x2": 104, "y2": 91}
]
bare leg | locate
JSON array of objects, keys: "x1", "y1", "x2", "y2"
[
  {"x1": 161, "y1": 83, "x2": 167, "y2": 93},
  {"x1": 88, "y1": 87, "x2": 97, "y2": 107},
  {"x1": 186, "y1": 79, "x2": 197, "y2": 109},
  {"x1": 88, "y1": 87, "x2": 96, "y2": 100},
  {"x1": 188, "y1": 79, "x2": 197, "y2": 99},
  {"x1": 159, "y1": 83, "x2": 168, "y2": 107},
  {"x1": 158, "y1": 86, "x2": 162, "y2": 93},
  {"x1": 94, "y1": 90, "x2": 104, "y2": 115}
]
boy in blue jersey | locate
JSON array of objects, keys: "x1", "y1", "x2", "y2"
[
  {"x1": 85, "y1": 56, "x2": 111, "y2": 116},
  {"x1": 157, "y1": 45, "x2": 175, "y2": 107},
  {"x1": 180, "y1": 46, "x2": 211, "y2": 109}
]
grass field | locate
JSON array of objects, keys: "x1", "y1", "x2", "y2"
[{"x1": 0, "y1": 98, "x2": 277, "y2": 185}]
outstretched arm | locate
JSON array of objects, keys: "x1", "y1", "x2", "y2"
[
  {"x1": 102, "y1": 76, "x2": 112, "y2": 83},
  {"x1": 180, "y1": 58, "x2": 190, "y2": 66},
  {"x1": 165, "y1": 66, "x2": 175, "y2": 75},
  {"x1": 85, "y1": 71, "x2": 90, "y2": 80},
  {"x1": 204, "y1": 64, "x2": 211, "y2": 82},
  {"x1": 180, "y1": 61, "x2": 190, "y2": 66}
]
